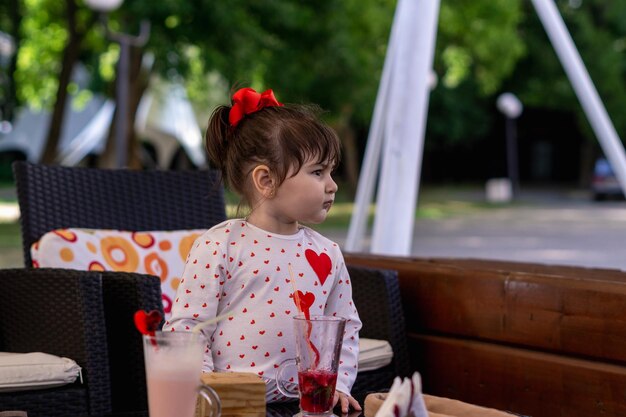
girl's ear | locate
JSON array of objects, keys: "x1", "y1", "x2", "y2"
[{"x1": 251, "y1": 165, "x2": 276, "y2": 199}]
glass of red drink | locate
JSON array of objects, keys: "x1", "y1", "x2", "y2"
[
  {"x1": 298, "y1": 369, "x2": 338, "y2": 413},
  {"x1": 276, "y1": 315, "x2": 346, "y2": 416}
]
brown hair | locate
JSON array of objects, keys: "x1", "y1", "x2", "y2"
[{"x1": 205, "y1": 100, "x2": 341, "y2": 208}]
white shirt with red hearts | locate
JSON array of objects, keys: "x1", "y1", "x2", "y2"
[{"x1": 164, "y1": 219, "x2": 362, "y2": 401}]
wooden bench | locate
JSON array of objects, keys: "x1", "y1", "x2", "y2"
[{"x1": 345, "y1": 253, "x2": 626, "y2": 417}]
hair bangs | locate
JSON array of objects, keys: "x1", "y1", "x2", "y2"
[{"x1": 279, "y1": 117, "x2": 341, "y2": 181}]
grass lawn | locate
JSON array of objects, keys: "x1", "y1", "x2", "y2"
[
  {"x1": 225, "y1": 183, "x2": 503, "y2": 231},
  {"x1": 0, "y1": 222, "x2": 23, "y2": 268},
  {"x1": 0, "y1": 221, "x2": 21, "y2": 245}
]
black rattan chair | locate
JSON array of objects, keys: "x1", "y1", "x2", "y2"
[
  {"x1": 0, "y1": 268, "x2": 162, "y2": 417},
  {"x1": 11, "y1": 161, "x2": 227, "y2": 416},
  {"x1": 13, "y1": 161, "x2": 226, "y2": 267},
  {"x1": 348, "y1": 264, "x2": 409, "y2": 403}
]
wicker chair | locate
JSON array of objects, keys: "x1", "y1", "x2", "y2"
[
  {"x1": 11, "y1": 161, "x2": 226, "y2": 416},
  {"x1": 13, "y1": 161, "x2": 226, "y2": 267},
  {"x1": 0, "y1": 268, "x2": 160, "y2": 417},
  {"x1": 348, "y1": 264, "x2": 409, "y2": 403}
]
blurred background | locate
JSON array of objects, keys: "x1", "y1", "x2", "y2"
[{"x1": 1, "y1": 0, "x2": 626, "y2": 269}]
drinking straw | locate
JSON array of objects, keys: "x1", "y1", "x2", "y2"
[
  {"x1": 192, "y1": 312, "x2": 235, "y2": 334},
  {"x1": 288, "y1": 263, "x2": 320, "y2": 367},
  {"x1": 288, "y1": 263, "x2": 309, "y2": 319}
]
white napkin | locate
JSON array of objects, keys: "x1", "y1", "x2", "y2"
[
  {"x1": 375, "y1": 372, "x2": 428, "y2": 417},
  {"x1": 358, "y1": 338, "x2": 394, "y2": 372}
]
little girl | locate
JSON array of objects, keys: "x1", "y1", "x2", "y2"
[{"x1": 164, "y1": 87, "x2": 362, "y2": 413}]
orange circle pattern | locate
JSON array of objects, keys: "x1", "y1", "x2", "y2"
[
  {"x1": 100, "y1": 236, "x2": 139, "y2": 271},
  {"x1": 33, "y1": 229, "x2": 206, "y2": 319},
  {"x1": 179, "y1": 233, "x2": 201, "y2": 261},
  {"x1": 54, "y1": 229, "x2": 78, "y2": 242},
  {"x1": 88, "y1": 261, "x2": 106, "y2": 271},
  {"x1": 60, "y1": 247, "x2": 74, "y2": 262},
  {"x1": 132, "y1": 232, "x2": 155, "y2": 248},
  {"x1": 145, "y1": 252, "x2": 168, "y2": 281}
]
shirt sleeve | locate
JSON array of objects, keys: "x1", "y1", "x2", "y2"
[
  {"x1": 324, "y1": 252, "x2": 362, "y2": 395},
  {"x1": 162, "y1": 235, "x2": 223, "y2": 372}
]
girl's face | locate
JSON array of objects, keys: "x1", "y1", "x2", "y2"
[{"x1": 264, "y1": 157, "x2": 338, "y2": 232}]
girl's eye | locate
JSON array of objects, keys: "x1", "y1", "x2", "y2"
[{"x1": 312, "y1": 170, "x2": 323, "y2": 176}]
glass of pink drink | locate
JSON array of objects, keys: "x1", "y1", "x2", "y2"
[
  {"x1": 142, "y1": 331, "x2": 220, "y2": 417},
  {"x1": 276, "y1": 315, "x2": 346, "y2": 416}
]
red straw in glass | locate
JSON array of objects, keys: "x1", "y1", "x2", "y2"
[{"x1": 288, "y1": 264, "x2": 320, "y2": 367}]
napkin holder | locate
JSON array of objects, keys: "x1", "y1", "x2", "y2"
[
  {"x1": 196, "y1": 372, "x2": 266, "y2": 417},
  {"x1": 365, "y1": 392, "x2": 520, "y2": 417},
  {"x1": 364, "y1": 392, "x2": 387, "y2": 417}
]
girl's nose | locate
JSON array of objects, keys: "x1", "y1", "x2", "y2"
[{"x1": 327, "y1": 176, "x2": 338, "y2": 194}]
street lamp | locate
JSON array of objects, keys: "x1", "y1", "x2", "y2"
[
  {"x1": 497, "y1": 92, "x2": 523, "y2": 197},
  {"x1": 85, "y1": 0, "x2": 150, "y2": 168}
]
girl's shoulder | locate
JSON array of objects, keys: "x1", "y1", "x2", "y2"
[
  {"x1": 301, "y1": 226, "x2": 343, "y2": 255},
  {"x1": 208, "y1": 219, "x2": 236, "y2": 232},
  {"x1": 198, "y1": 219, "x2": 243, "y2": 239}
]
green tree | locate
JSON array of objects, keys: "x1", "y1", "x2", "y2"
[
  {"x1": 8, "y1": 0, "x2": 528, "y2": 169},
  {"x1": 508, "y1": 0, "x2": 626, "y2": 140},
  {"x1": 427, "y1": 0, "x2": 525, "y2": 147}
]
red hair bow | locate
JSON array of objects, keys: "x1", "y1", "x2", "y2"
[{"x1": 229, "y1": 87, "x2": 283, "y2": 127}]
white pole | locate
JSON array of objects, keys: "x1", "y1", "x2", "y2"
[
  {"x1": 345, "y1": 1, "x2": 403, "y2": 252},
  {"x1": 531, "y1": 0, "x2": 626, "y2": 194},
  {"x1": 371, "y1": 0, "x2": 440, "y2": 255}
]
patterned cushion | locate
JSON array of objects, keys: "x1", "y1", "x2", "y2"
[{"x1": 31, "y1": 228, "x2": 205, "y2": 319}]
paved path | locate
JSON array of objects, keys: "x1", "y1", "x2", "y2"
[{"x1": 326, "y1": 189, "x2": 626, "y2": 272}]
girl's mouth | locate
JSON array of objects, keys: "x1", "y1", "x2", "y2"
[{"x1": 323, "y1": 200, "x2": 334, "y2": 211}]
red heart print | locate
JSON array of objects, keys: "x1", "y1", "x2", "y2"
[
  {"x1": 305, "y1": 249, "x2": 332, "y2": 285},
  {"x1": 134, "y1": 310, "x2": 162, "y2": 336}
]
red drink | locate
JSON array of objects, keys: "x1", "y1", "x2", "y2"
[{"x1": 298, "y1": 369, "x2": 338, "y2": 414}]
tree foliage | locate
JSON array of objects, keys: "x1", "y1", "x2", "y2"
[
  {"x1": 7, "y1": 0, "x2": 626, "y2": 165},
  {"x1": 427, "y1": 0, "x2": 524, "y2": 146},
  {"x1": 506, "y1": 0, "x2": 626, "y2": 142}
]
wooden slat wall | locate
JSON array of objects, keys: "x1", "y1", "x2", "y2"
[
  {"x1": 344, "y1": 253, "x2": 626, "y2": 417},
  {"x1": 412, "y1": 335, "x2": 626, "y2": 417}
]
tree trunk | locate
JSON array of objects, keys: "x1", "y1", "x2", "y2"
[
  {"x1": 335, "y1": 105, "x2": 359, "y2": 198},
  {"x1": 98, "y1": 45, "x2": 151, "y2": 169},
  {"x1": 40, "y1": 0, "x2": 82, "y2": 164},
  {"x1": 127, "y1": 48, "x2": 152, "y2": 169}
]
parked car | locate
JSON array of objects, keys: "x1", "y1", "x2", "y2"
[{"x1": 592, "y1": 157, "x2": 624, "y2": 200}]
